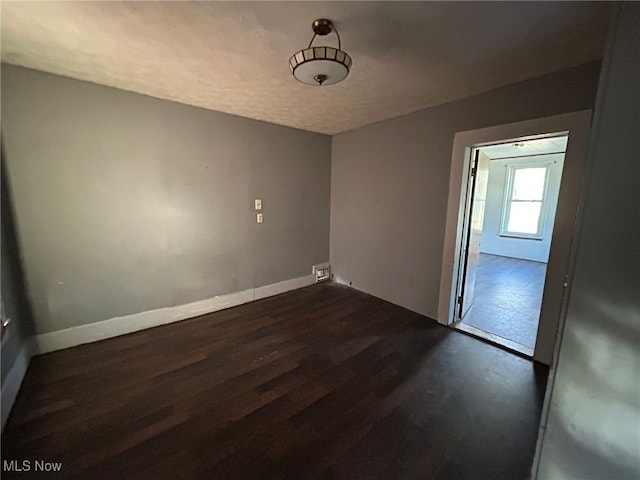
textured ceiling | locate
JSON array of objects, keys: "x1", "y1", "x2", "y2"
[{"x1": 1, "y1": 2, "x2": 610, "y2": 135}]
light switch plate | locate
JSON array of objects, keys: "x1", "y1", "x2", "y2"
[
  {"x1": 257, "y1": 213, "x2": 263, "y2": 223},
  {"x1": 255, "y1": 199, "x2": 262, "y2": 210}
]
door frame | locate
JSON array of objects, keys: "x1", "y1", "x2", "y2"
[{"x1": 437, "y1": 110, "x2": 592, "y2": 365}]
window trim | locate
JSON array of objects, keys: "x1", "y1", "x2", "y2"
[{"x1": 499, "y1": 160, "x2": 553, "y2": 240}]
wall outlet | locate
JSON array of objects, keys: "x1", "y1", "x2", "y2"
[{"x1": 257, "y1": 213, "x2": 263, "y2": 223}]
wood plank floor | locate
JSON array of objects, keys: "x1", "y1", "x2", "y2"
[{"x1": 1, "y1": 282, "x2": 548, "y2": 479}]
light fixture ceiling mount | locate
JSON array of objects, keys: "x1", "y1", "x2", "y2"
[{"x1": 289, "y1": 19, "x2": 352, "y2": 86}]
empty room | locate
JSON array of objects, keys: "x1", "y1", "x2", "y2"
[{"x1": 1, "y1": 2, "x2": 638, "y2": 479}]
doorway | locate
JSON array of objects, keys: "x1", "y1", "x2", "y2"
[
  {"x1": 438, "y1": 111, "x2": 592, "y2": 365},
  {"x1": 454, "y1": 137, "x2": 568, "y2": 356}
]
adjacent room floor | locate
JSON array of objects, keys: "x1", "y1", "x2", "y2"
[
  {"x1": 2, "y1": 282, "x2": 548, "y2": 480},
  {"x1": 462, "y1": 253, "x2": 547, "y2": 352}
]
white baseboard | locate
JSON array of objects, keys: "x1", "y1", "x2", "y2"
[
  {"x1": 254, "y1": 274, "x2": 316, "y2": 300},
  {"x1": 1, "y1": 272, "x2": 318, "y2": 428},
  {"x1": 1, "y1": 339, "x2": 34, "y2": 430},
  {"x1": 34, "y1": 273, "x2": 317, "y2": 355}
]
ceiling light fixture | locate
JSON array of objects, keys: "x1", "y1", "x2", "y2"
[{"x1": 289, "y1": 19, "x2": 352, "y2": 86}]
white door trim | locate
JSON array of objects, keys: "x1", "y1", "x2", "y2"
[{"x1": 437, "y1": 110, "x2": 592, "y2": 365}]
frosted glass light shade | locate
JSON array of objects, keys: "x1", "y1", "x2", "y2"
[{"x1": 289, "y1": 47, "x2": 352, "y2": 86}]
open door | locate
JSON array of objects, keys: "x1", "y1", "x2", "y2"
[
  {"x1": 456, "y1": 149, "x2": 490, "y2": 320},
  {"x1": 439, "y1": 112, "x2": 593, "y2": 365}
]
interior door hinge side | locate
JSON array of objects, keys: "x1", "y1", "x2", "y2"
[{"x1": 471, "y1": 151, "x2": 479, "y2": 177}]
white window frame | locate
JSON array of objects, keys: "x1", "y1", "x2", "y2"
[{"x1": 499, "y1": 160, "x2": 553, "y2": 240}]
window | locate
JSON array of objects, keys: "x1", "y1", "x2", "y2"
[{"x1": 501, "y1": 164, "x2": 550, "y2": 239}]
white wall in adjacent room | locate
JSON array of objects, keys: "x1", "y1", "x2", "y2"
[{"x1": 480, "y1": 153, "x2": 565, "y2": 263}]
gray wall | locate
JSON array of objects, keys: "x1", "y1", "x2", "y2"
[
  {"x1": 1, "y1": 155, "x2": 35, "y2": 385},
  {"x1": 1, "y1": 65, "x2": 331, "y2": 335},
  {"x1": 535, "y1": 3, "x2": 640, "y2": 478},
  {"x1": 331, "y1": 61, "x2": 601, "y2": 319}
]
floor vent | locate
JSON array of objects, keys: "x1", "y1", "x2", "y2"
[{"x1": 313, "y1": 263, "x2": 331, "y2": 282}]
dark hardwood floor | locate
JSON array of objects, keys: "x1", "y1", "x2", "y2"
[{"x1": 1, "y1": 282, "x2": 548, "y2": 479}]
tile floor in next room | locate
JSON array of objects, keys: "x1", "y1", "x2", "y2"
[{"x1": 462, "y1": 253, "x2": 547, "y2": 351}]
